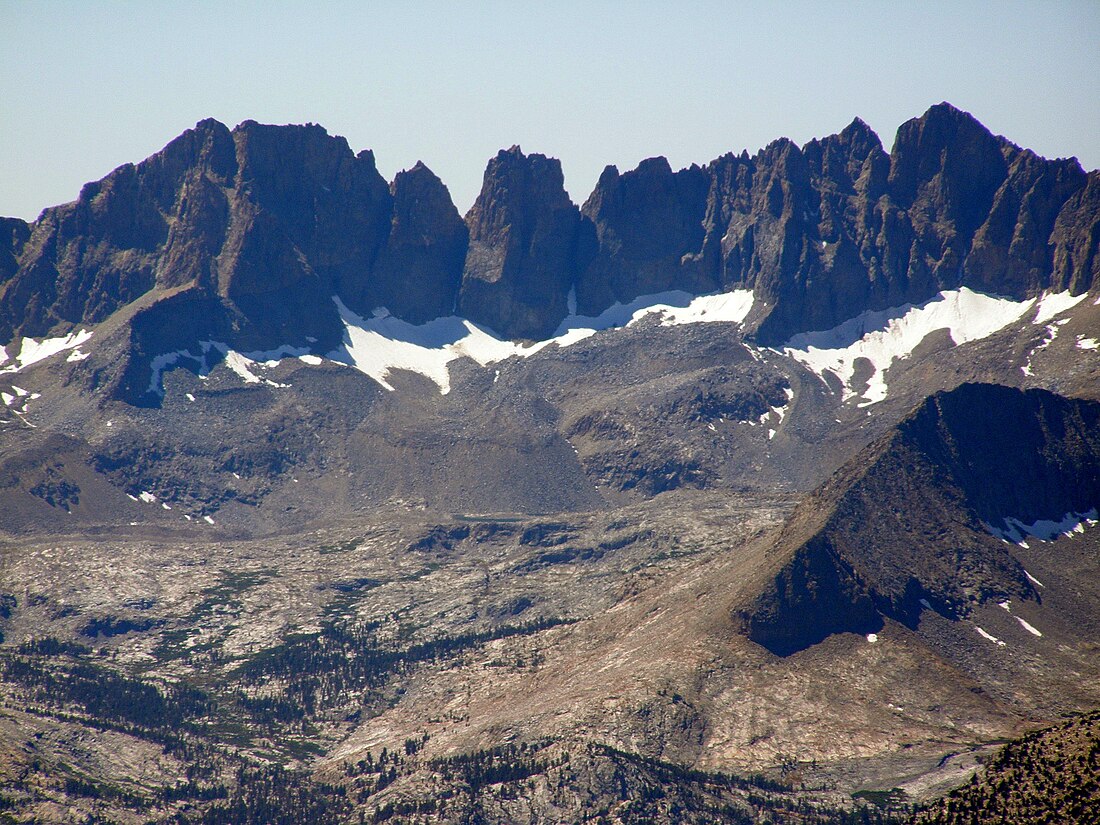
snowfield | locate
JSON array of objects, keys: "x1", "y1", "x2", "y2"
[
  {"x1": 0, "y1": 329, "x2": 93, "y2": 374},
  {"x1": 329, "y1": 290, "x2": 756, "y2": 393},
  {"x1": 29, "y1": 284, "x2": 1087, "y2": 400},
  {"x1": 782, "y1": 288, "x2": 1044, "y2": 406}
]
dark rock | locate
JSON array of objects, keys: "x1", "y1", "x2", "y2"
[
  {"x1": 1050, "y1": 170, "x2": 1100, "y2": 294},
  {"x1": 738, "y1": 537, "x2": 881, "y2": 657},
  {"x1": 739, "y1": 383, "x2": 1100, "y2": 655},
  {"x1": 0, "y1": 118, "x2": 236, "y2": 341},
  {"x1": 359, "y1": 162, "x2": 468, "y2": 323},
  {"x1": 81, "y1": 615, "x2": 163, "y2": 638},
  {"x1": 0, "y1": 217, "x2": 31, "y2": 285},
  {"x1": 0, "y1": 118, "x2": 390, "y2": 354},
  {"x1": 458, "y1": 146, "x2": 594, "y2": 340},
  {"x1": 3, "y1": 105, "x2": 1097, "y2": 362},
  {"x1": 229, "y1": 120, "x2": 392, "y2": 298},
  {"x1": 576, "y1": 157, "x2": 713, "y2": 314}
]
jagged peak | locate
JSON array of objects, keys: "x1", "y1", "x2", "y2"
[
  {"x1": 892, "y1": 101, "x2": 998, "y2": 153},
  {"x1": 596, "y1": 164, "x2": 620, "y2": 184},
  {"x1": 394, "y1": 160, "x2": 443, "y2": 184},
  {"x1": 232, "y1": 119, "x2": 331, "y2": 137},
  {"x1": 838, "y1": 116, "x2": 881, "y2": 147},
  {"x1": 756, "y1": 136, "x2": 802, "y2": 163},
  {"x1": 632, "y1": 156, "x2": 674, "y2": 176},
  {"x1": 193, "y1": 116, "x2": 228, "y2": 133}
]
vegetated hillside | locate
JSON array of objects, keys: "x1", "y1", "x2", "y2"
[{"x1": 911, "y1": 711, "x2": 1100, "y2": 825}]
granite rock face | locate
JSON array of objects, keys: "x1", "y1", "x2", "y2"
[
  {"x1": 573, "y1": 104, "x2": 1096, "y2": 344},
  {"x1": 458, "y1": 146, "x2": 594, "y2": 340},
  {"x1": 0, "y1": 217, "x2": 30, "y2": 287},
  {"x1": 1049, "y1": 170, "x2": 1100, "y2": 295},
  {"x1": 0, "y1": 119, "x2": 393, "y2": 350}
]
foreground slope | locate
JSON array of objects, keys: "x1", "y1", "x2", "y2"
[
  {"x1": 913, "y1": 710, "x2": 1100, "y2": 825},
  {"x1": 1, "y1": 385, "x2": 1097, "y2": 822}
]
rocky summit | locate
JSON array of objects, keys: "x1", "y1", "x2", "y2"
[{"x1": 0, "y1": 104, "x2": 1098, "y2": 824}]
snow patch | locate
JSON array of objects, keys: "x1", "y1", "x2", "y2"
[
  {"x1": 138, "y1": 491, "x2": 157, "y2": 504},
  {"x1": 203, "y1": 515, "x2": 215, "y2": 525},
  {"x1": 1022, "y1": 323, "x2": 1061, "y2": 375},
  {"x1": 1015, "y1": 617, "x2": 1042, "y2": 637},
  {"x1": 327, "y1": 290, "x2": 754, "y2": 394},
  {"x1": 1033, "y1": 290, "x2": 1087, "y2": 324},
  {"x1": 866, "y1": 633, "x2": 878, "y2": 643},
  {"x1": 975, "y1": 626, "x2": 1006, "y2": 646},
  {"x1": 986, "y1": 509, "x2": 1099, "y2": 544},
  {"x1": 0, "y1": 329, "x2": 93, "y2": 374},
  {"x1": 1025, "y1": 571, "x2": 1045, "y2": 588},
  {"x1": 148, "y1": 341, "x2": 301, "y2": 395},
  {"x1": 1077, "y1": 337, "x2": 1098, "y2": 350},
  {"x1": 783, "y1": 288, "x2": 1034, "y2": 406}
]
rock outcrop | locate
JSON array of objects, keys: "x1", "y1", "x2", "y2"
[
  {"x1": 575, "y1": 157, "x2": 713, "y2": 314},
  {"x1": 360, "y1": 162, "x2": 467, "y2": 324},
  {"x1": 1049, "y1": 170, "x2": 1100, "y2": 295},
  {"x1": 583, "y1": 104, "x2": 1096, "y2": 344},
  {"x1": 458, "y1": 146, "x2": 595, "y2": 340},
  {"x1": 738, "y1": 383, "x2": 1100, "y2": 655},
  {"x1": 0, "y1": 217, "x2": 30, "y2": 287}
]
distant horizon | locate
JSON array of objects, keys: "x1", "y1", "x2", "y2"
[{"x1": 3, "y1": 2, "x2": 1098, "y2": 221}]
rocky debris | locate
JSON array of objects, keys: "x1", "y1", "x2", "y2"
[{"x1": 458, "y1": 146, "x2": 595, "y2": 340}]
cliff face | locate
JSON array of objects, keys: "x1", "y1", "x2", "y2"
[
  {"x1": 361, "y1": 162, "x2": 468, "y2": 324},
  {"x1": 575, "y1": 157, "x2": 713, "y2": 315},
  {"x1": 458, "y1": 146, "x2": 594, "y2": 340},
  {"x1": 1, "y1": 103, "x2": 1096, "y2": 354}
]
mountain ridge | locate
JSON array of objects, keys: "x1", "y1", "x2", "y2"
[{"x1": 2, "y1": 103, "x2": 1096, "y2": 368}]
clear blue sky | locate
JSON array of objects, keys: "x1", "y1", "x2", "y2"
[{"x1": 3, "y1": 1, "x2": 1098, "y2": 221}]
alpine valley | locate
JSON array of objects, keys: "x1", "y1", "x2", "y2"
[{"x1": 1, "y1": 103, "x2": 1098, "y2": 824}]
